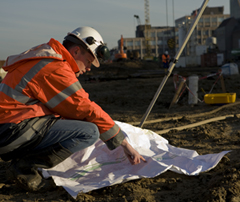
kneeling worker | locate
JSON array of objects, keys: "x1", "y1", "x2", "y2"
[{"x1": 0, "y1": 26, "x2": 146, "y2": 192}]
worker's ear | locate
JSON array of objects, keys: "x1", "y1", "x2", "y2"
[{"x1": 69, "y1": 46, "x2": 80, "y2": 58}]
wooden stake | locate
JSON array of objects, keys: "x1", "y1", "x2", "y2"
[
  {"x1": 220, "y1": 75, "x2": 226, "y2": 93},
  {"x1": 169, "y1": 78, "x2": 186, "y2": 109}
]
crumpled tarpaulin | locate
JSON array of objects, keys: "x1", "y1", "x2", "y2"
[{"x1": 42, "y1": 121, "x2": 230, "y2": 199}]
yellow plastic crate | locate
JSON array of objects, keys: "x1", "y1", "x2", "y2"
[{"x1": 204, "y1": 93, "x2": 236, "y2": 104}]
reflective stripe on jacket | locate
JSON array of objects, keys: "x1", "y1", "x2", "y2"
[{"x1": 0, "y1": 38, "x2": 125, "y2": 151}]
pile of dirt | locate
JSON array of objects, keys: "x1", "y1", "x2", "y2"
[{"x1": 1, "y1": 61, "x2": 240, "y2": 202}]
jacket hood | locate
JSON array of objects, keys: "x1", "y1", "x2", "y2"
[{"x1": 3, "y1": 38, "x2": 79, "y2": 73}]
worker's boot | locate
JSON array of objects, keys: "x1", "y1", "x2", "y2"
[{"x1": 8, "y1": 143, "x2": 72, "y2": 192}]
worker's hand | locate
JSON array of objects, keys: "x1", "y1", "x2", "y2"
[{"x1": 121, "y1": 139, "x2": 147, "y2": 165}]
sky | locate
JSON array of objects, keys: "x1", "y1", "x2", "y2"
[{"x1": 0, "y1": 0, "x2": 230, "y2": 60}]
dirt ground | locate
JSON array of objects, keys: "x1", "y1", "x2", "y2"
[{"x1": 1, "y1": 60, "x2": 240, "y2": 202}]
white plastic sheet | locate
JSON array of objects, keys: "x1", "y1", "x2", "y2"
[{"x1": 42, "y1": 121, "x2": 230, "y2": 199}]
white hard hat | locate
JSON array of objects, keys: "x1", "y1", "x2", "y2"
[
  {"x1": 165, "y1": 51, "x2": 168, "y2": 55},
  {"x1": 65, "y1": 26, "x2": 109, "y2": 67}
]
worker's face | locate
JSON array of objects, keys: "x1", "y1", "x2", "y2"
[{"x1": 72, "y1": 46, "x2": 94, "y2": 77}]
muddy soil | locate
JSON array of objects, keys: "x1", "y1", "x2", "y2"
[{"x1": 1, "y1": 61, "x2": 240, "y2": 202}]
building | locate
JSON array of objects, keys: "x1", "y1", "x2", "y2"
[
  {"x1": 175, "y1": 6, "x2": 229, "y2": 67},
  {"x1": 215, "y1": 17, "x2": 239, "y2": 60},
  {"x1": 117, "y1": 25, "x2": 175, "y2": 60},
  {"x1": 230, "y1": 0, "x2": 240, "y2": 19},
  {"x1": 215, "y1": 0, "x2": 240, "y2": 61},
  {"x1": 115, "y1": 6, "x2": 230, "y2": 66}
]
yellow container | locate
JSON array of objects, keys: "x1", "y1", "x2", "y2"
[{"x1": 204, "y1": 93, "x2": 236, "y2": 104}]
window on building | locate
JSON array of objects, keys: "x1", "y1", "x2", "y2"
[
  {"x1": 177, "y1": 23, "x2": 182, "y2": 28},
  {"x1": 135, "y1": 41, "x2": 141, "y2": 46},
  {"x1": 204, "y1": 17, "x2": 210, "y2": 27},
  {"x1": 150, "y1": 40, "x2": 156, "y2": 45},
  {"x1": 198, "y1": 30, "x2": 201, "y2": 36},
  {"x1": 198, "y1": 39, "x2": 201, "y2": 44},
  {"x1": 127, "y1": 41, "x2": 133, "y2": 46},
  {"x1": 161, "y1": 40, "x2": 167, "y2": 46},
  {"x1": 212, "y1": 17, "x2": 217, "y2": 22},
  {"x1": 204, "y1": 30, "x2": 209, "y2": 36},
  {"x1": 157, "y1": 32, "x2": 162, "y2": 37},
  {"x1": 157, "y1": 40, "x2": 162, "y2": 45},
  {"x1": 204, "y1": 17, "x2": 210, "y2": 23},
  {"x1": 218, "y1": 17, "x2": 224, "y2": 23},
  {"x1": 151, "y1": 32, "x2": 155, "y2": 37},
  {"x1": 164, "y1": 31, "x2": 172, "y2": 36}
]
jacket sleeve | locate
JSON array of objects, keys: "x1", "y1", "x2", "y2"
[{"x1": 30, "y1": 61, "x2": 125, "y2": 150}]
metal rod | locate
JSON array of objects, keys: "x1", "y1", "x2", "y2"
[
  {"x1": 139, "y1": 0, "x2": 209, "y2": 128},
  {"x1": 172, "y1": 0, "x2": 175, "y2": 27},
  {"x1": 166, "y1": 0, "x2": 168, "y2": 28}
]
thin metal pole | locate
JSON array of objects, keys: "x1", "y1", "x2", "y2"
[
  {"x1": 166, "y1": 0, "x2": 168, "y2": 28},
  {"x1": 172, "y1": 0, "x2": 175, "y2": 27},
  {"x1": 139, "y1": 0, "x2": 209, "y2": 128}
]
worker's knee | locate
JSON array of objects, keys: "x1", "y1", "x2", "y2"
[
  {"x1": 87, "y1": 123, "x2": 100, "y2": 144},
  {"x1": 62, "y1": 122, "x2": 100, "y2": 153},
  {"x1": 74, "y1": 122, "x2": 100, "y2": 146}
]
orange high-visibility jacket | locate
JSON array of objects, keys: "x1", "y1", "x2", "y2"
[
  {"x1": 0, "y1": 38, "x2": 124, "y2": 150},
  {"x1": 162, "y1": 54, "x2": 170, "y2": 63}
]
